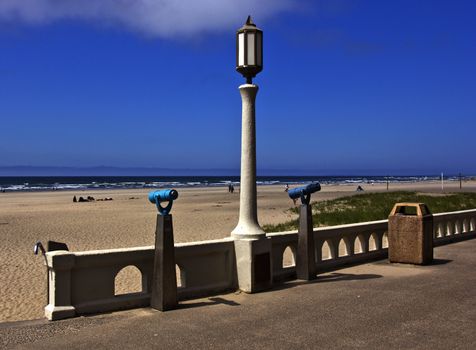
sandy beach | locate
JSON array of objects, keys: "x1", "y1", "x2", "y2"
[{"x1": 1, "y1": 180, "x2": 475, "y2": 322}]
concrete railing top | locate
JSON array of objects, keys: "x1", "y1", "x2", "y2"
[
  {"x1": 46, "y1": 237, "x2": 235, "y2": 258},
  {"x1": 73, "y1": 246, "x2": 154, "y2": 256},
  {"x1": 433, "y1": 208, "x2": 476, "y2": 216},
  {"x1": 267, "y1": 219, "x2": 389, "y2": 237},
  {"x1": 267, "y1": 230, "x2": 298, "y2": 237}
]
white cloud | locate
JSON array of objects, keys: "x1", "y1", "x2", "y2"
[{"x1": 0, "y1": 0, "x2": 296, "y2": 37}]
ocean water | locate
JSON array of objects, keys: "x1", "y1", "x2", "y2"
[{"x1": 0, "y1": 175, "x2": 458, "y2": 192}]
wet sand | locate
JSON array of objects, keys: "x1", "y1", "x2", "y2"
[{"x1": 1, "y1": 180, "x2": 475, "y2": 322}]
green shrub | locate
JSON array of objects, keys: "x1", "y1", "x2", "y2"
[{"x1": 264, "y1": 191, "x2": 476, "y2": 232}]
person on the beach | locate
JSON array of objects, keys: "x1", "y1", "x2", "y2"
[{"x1": 284, "y1": 184, "x2": 289, "y2": 192}]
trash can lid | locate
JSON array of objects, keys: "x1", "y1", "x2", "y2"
[{"x1": 389, "y1": 203, "x2": 432, "y2": 216}]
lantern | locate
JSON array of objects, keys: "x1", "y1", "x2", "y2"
[{"x1": 236, "y1": 16, "x2": 263, "y2": 84}]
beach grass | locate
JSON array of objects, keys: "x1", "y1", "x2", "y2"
[{"x1": 264, "y1": 191, "x2": 476, "y2": 232}]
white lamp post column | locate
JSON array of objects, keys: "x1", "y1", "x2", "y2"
[
  {"x1": 232, "y1": 16, "x2": 272, "y2": 293},
  {"x1": 231, "y1": 83, "x2": 265, "y2": 239}
]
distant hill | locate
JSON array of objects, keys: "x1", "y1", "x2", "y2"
[
  {"x1": 0, "y1": 166, "x2": 464, "y2": 177},
  {"x1": 0, "y1": 166, "x2": 240, "y2": 176}
]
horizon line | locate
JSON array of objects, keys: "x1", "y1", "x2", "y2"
[{"x1": 0, "y1": 165, "x2": 473, "y2": 178}]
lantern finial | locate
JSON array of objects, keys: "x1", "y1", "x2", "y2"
[{"x1": 246, "y1": 16, "x2": 255, "y2": 26}]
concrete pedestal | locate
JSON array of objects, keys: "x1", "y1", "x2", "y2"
[
  {"x1": 388, "y1": 203, "x2": 433, "y2": 265},
  {"x1": 45, "y1": 305, "x2": 76, "y2": 321},
  {"x1": 234, "y1": 238, "x2": 272, "y2": 293},
  {"x1": 151, "y1": 214, "x2": 178, "y2": 311},
  {"x1": 296, "y1": 204, "x2": 317, "y2": 280},
  {"x1": 44, "y1": 251, "x2": 76, "y2": 321}
]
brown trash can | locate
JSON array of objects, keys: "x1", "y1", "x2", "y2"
[{"x1": 388, "y1": 203, "x2": 433, "y2": 265}]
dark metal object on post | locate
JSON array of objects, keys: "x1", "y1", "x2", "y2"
[
  {"x1": 149, "y1": 190, "x2": 178, "y2": 311},
  {"x1": 34, "y1": 240, "x2": 69, "y2": 306}
]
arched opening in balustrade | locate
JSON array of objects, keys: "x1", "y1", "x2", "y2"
[
  {"x1": 176, "y1": 264, "x2": 185, "y2": 288},
  {"x1": 338, "y1": 238, "x2": 349, "y2": 257},
  {"x1": 446, "y1": 222, "x2": 453, "y2": 236},
  {"x1": 436, "y1": 223, "x2": 444, "y2": 238},
  {"x1": 354, "y1": 235, "x2": 364, "y2": 254},
  {"x1": 382, "y1": 232, "x2": 389, "y2": 248},
  {"x1": 454, "y1": 220, "x2": 460, "y2": 234},
  {"x1": 368, "y1": 233, "x2": 378, "y2": 251},
  {"x1": 321, "y1": 240, "x2": 334, "y2": 260},
  {"x1": 434, "y1": 224, "x2": 440, "y2": 238},
  {"x1": 115, "y1": 265, "x2": 143, "y2": 296},
  {"x1": 282, "y1": 246, "x2": 296, "y2": 268},
  {"x1": 462, "y1": 219, "x2": 469, "y2": 233}
]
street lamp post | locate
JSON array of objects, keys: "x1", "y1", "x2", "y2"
[
  {"x1": 232, "y1": 16, "x2": 272, "y2": 293},
  {"x1": 232, "y1": 16, "x2": 265, "y2": 239}
]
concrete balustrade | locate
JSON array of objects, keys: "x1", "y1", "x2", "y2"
[
  {"x1": 433, "y1": 209, "x2": 476, "y2": 246},
  {"x1": 44, "y1": 209, "x2": 476, "y2": 320},
  {"x1": 268, "y1": 220, "x2": 388, "y2": 280},
  {"x1": 268, "y1": 210, "x2": 476, "y2": 280},
  {"x1": 45, "y1": 238, "x2": 236, "y2": 320}
]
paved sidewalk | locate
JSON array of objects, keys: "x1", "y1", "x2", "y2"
[{"x1": 3, "y1": 239, "x2": 476, "y2": 350}]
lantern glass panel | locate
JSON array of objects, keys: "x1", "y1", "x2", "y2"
[
  {"x1": 238, "y1": 33, "x2": 245, "y2": 66},
  {"x1": 247, "y1": 32, "x2": 255, "y2": 65},
  {"x1": 256, "y1": 32, "x2": 262, "y2": 66}
]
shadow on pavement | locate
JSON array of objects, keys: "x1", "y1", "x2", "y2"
[
  {"x1": 316, "y1": 272, "x2": 383, "y2": 283},
  {"x1": 179, "y1": 297, "x2": 240, "y2": 309},
  {"x1": 270, "y1": 272, "x2": 383, "y2": 292},
  {"x1": 430, "y1": 258, "x2": 452, "y2": 265}
]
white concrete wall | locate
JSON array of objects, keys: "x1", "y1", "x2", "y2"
[
  {"x1": 44, "y1": 209, "x2": 476, "y2": 320},
  {"x1": 45, "y1": 238, "x2": 236, "y2": 320}
]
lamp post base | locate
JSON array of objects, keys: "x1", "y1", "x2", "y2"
[
  {"x1": 234, "y1": 237, "x2": 272, "y2": 293},
  {"x1": 231, "y1": 222, "x2": 266, "y2": 240}
]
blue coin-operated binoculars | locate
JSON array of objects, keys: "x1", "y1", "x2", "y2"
[
  {"x1": 288, "y1": 182, "x2": 321, "y2": 205},
  {"x1": 148, "y1": 189, "x2": 179, "y2": 311},
  {"x1": 148, "y1": 189, "x2": 178, "y2": 216},
  {"x1": 288, "y1": 182, "x2": 321, "y2": 281}
]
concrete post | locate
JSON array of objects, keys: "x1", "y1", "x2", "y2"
[
  {"x1": 296, "y1": 204, "x2": 317, "y2": 280},
  {"x1": 151, "y1": 214, "x2": 178, "y2": 311},
  {"x1": 232, "y1": 83, "x2": 272, "y2": 293},
  {"x1": 44, "y1": 251, "x2": 76, "y2": 320}
]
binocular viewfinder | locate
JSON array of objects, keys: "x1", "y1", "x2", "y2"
[
  {"x1": 288, "y1": 182, "x2": 321, "y2": 205},
  {"x1": 148, "y1": 189, "x2": 179, "y2": 215}
]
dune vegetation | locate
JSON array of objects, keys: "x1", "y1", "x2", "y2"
[{"x1": 264, "y1": 191, "x2": 476, "y2": 232}]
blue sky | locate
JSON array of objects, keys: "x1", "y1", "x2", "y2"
[{"x1": 1, "y1": 0, "x2": 475, "y2": 175}]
